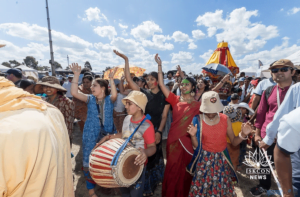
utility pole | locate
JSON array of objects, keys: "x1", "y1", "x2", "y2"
[
  {"x1": 67, "y1": 55, "x2": 69, "y2": 68},
  {"x1": 45, "y1": 0, "x2": 55, "y2": 76}
]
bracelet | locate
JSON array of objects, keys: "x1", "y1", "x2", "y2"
[
  {"x1": 155, "y1": 130, "x2": 162, "y2": 135},
  {"x1": 239, "y1": 132, "x2": 248, "y2": 140}
]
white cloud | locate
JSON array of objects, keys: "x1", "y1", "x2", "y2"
[
  {"x1": 235, "y1": 37, "x2": 300, "y2": 69},
  {"x1": 119, "y1": 23, "x2": 128, "y2": 29},
  {"x1": 172, "y1": 31, "x2": 192, "y2": 42},
  {"x1": 0, "y1": 23, "x2": 93, "y2": 49},
  {"x1": 195, "y1": 7, "x2": 279, "y2": 56},
  {"x1": 188, "y1": 42, "x2": 197, "y2": 50},
  {"x1": 192, "y1": 30, "x2": 205, "y2": 39},
  {"x1": 171, "y1": 51, "x2": 194, "y2": 64},
  {"x1": 142, "y1": 35, "x2": 174, "y2": 51},
  {"x1": 280, "y1": 8, "x2": 284, "y2": 12},
  {"x1": 82, "y1": 7, "x2": 108, "y2": 22},
  {"x1": 199, "y1": 49, "x2": 214, "y2": 61},
  {"x1": 287, "y1": 7, "x2": 300, "y2": 15},
  {"x1": 93, "y1": 26, "x2": 117, "y2": 40},
  {"x1": 131, "y1": 21, "x2": 162, "y2": 40}
]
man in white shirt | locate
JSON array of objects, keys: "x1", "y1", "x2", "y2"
[
  {"x1": 63, "y1": 75, "x2": 73, "y2": 100},
  {"x1": 164, "y1": 71, "x2": 175, "y2": 85}
]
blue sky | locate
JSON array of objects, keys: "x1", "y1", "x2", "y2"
[{"x1": 0, "y1": 0, "x2": 299, "y2": 73}]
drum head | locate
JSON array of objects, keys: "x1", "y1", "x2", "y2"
[{"x1": 113, "y1": 147, "x2": 144, "y2": 187}]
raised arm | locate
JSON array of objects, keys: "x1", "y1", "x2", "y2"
[
  {"x1": 227, "y1": 118, "x2": 252, "y2": 146},
  {"x1": 212, "y1": 74, "x2": 230, "y2": 92},
  {"x1": 109, "y1": 67, "x2": 118, "y2": 102},
  {"x1": 70, "y1": 63, "x2": 88, "y2": 102},
  {"x1": 155, "y1": 54, "x2": 170, "y2": 98},
  {"x1": 119, "y1": 75, "x2": 131, "y2": 95},
  {"x1": 114, "y1": 50, "x2": 140, "y2": 91},
  {"x1": 176, "y1": 65, "x2": 185, "y2": 79}
]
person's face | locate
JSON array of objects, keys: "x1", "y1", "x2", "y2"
[
  {"x1": 177, "y1": 77, "x2": 182, "y2": 83},
  {"x1": 239, "y1": 81, "x2": 244, "y2": 86},
  {"x1": 146, "y1": 75, "x2": 158, "y2": 89},
  {"x1": 43, "y1": 86, "x2": 58, "y2": 96},
  {"x1": 197, "y1": 80, "x2": 205, "y2": 90},
  {"x1": 168, "y1": 83, "x2": 174, "y2": 90},
  {"x1": 24, "y1": 84, "x2": 34, "y2": 94},
  {"x1": 244, "y1": 79, "x2": 250, "y2": 86},
  {"x1": 297, "y1": 73, "x2": 300, "y2": 82},
  {"x1": 45, "y1": 72, "x2": 49, "y2": 76},
  {"x1": 6, "y1": 74, "x2": 13, "y2": 81},
  {"x1": 68, "y1": 77, "x2": 73, "y2": 82},
  {"x1": 205, "y1": 113, "x2": 218, "y2": 119},
  {"x1": 180, "y1": 79, "x2": 193, "y2": 95},
  {"x1": 271, "y1": 66, "x2": 295, "y2": 83},
  {"x1": 232, "y1": 99, "x2": 239, "y2": 104},
  {"x1": 125, "y1": 100, "x2": 141, "y2": 115},
  {"x1": 83, "y1": 78, "x2": 92, "y2": 90},
  {"x1": 238, "y1": 107, "x2": 248, "y2": 116},
  {"x1": 167, "y1": 73, "x2": 172, "y2": 79},
  {"x1": 91, "y1": 80, "x2": 105, "y2": 97},
  {"x1": 238, "y1": 91, "x2": 242, "y2": 96},
  {"x1": 136, "y1": 80, "x2": 144, "y2": 88}
]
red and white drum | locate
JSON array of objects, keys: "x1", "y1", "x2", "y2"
[{"x1": 89, "y1": 138, "x2": 144, "y2": 188}]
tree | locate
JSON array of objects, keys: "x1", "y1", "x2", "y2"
[
  {"x1": 23, "y1": 56, "x2": 39, "y2": 69},
  {"x1": 84, "y1": 61, "x2": 92, "y2": 70},
  {"x1": 9, "y1": 60, "x2": 21, "y2": 67},
  {"x1": 1, "y1": 62, "x2": 11, "y2": 68},
  {"x1": 105, "y1": 66, "x2": 112, "y2": 71},
  {"x1": 53, "y1": 61, "x2": 62, "y2": 69}
]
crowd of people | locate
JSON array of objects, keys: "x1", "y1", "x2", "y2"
[{"x1": 1, "y1": 51, "x2": 300, "y2": 197}]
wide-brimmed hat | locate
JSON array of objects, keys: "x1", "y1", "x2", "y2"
[
  {"x1": 122, "y1": 90, "x2": 148, "y2": 113},
  {"x1": 269, "y1": 59, "x2": 295, "y2": 69},
  {"x1": 34, "y1": 76, "x2": 67, "y2": 93},
  {"x1": 200, "y1": 91, "x2": 224, "y2": 113},
  {"x1": 223, "y1": 105, "x2": 242, "y2": 123},
  {"x1": 234, "y1": 102, "x2": 254, "y2": 115}
]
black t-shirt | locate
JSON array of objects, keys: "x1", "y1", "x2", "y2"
[{"x1": 140, "y1": 88, "x2": 168, "y2": 130}]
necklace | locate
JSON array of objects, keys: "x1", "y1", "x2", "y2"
[{"x1": 180, "y1": 96, "x2": 194, "y2": 103}]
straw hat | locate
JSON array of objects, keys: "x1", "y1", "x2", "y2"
[
  {"x1": 34, "y1": 76, "x2": 67, "y2": 93},
  {"x1": 199, "y1": 91, "x2": 224, "y2": 113},
  {"x1": 122, "y1": 90, "x2": 148, "y2": 113},
  {"x1": 223, "y1": 105, "x2": 242, "y2": 123}
]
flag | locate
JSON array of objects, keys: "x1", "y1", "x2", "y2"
[{"x1": 258, "y1": 60, "x2": 263, "y2": 69}]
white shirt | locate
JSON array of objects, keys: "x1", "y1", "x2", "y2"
[
  {"x1": 63, "y1": 81, "x2": 72, "y2": 98},
  {"x1": 114, "y1": 93, "x2": 126, "y2": 112},
  {"x1": 164, "y1": 78, "x2": 175, "y2": 85},
  {"x1": 241, "y1": 84, "x2": 252, "y2": 101},
  {"x1": 253, "y1": 78, "x2": 276, "y2": 96}
]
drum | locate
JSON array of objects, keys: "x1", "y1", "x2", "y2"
[{"x1": 89, "y1": 138, "x2": 144, "y2": 188}]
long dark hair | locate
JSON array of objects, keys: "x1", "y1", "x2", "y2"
[
  {"x1": 82, "y1": 75, "x2": 93, "y2": 83},
  {"x1": 147, "y1": 71, "x2": 159, "y2": 89},
  {"x1": 199, "y1": 79, "x2": 210, "y2": 92},
  {"x1": 95, "y1": 79, "x2": 109, "y2": 96},
  {"x1": 184, "y1": 77, "x2": 197, "y2": 93}
]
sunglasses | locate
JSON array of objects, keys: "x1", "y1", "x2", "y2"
[{"x1": 271, "y1": 67, "x2": 293, "y2": 74}]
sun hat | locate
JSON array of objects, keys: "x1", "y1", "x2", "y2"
[
  {"x1": 238, "y1": 77, "x2": 245, "y2": 82},
  {"x1": 234, "y1": 102, "x2": 254, "y2": 115},
  {"x1": 34, "y1": 76, "x2": 67, "y2": 93},
  {"x1": 269, "y1": 59, "x2": 294, "y2": 69},
  {"x1": 122, "y1": 90, "x2": 148, "y2": 113},
  {"x1": 223, "y1": 105, "x2": 242, "y2": 123},
  {"x1": 6, "y1": 68, "x2": 22, "y2": 78},
  {"x1": 199, "y1": 91, "x2": 224, "y2": 113}
]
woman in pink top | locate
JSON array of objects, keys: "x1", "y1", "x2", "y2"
[{"x1": 186, "y1": 91, "x2": 252, "y2": 197}]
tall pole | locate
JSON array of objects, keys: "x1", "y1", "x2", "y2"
[
  {"x1": 45, "y1": 0, "x2": 55, "y2": 76},
  {"x1": 67, "y1": 55, "x2": 69, "y2": 67}
]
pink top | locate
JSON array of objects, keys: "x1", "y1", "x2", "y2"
[
  {"x1": 254, "y1": 85, "x2": 290, "y2": 138},
  {"x1": 202, "y1": 113, "x2": 228, "y2": 153}
]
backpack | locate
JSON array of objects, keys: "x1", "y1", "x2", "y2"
[{"x1": 264, "y1": 85, "x2": 276, "y2": 101}]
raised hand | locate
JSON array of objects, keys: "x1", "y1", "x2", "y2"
[
  {"x1": 113, "y1": 50, "x2": 128, "y2": 60},
  {"x1": 155, "y1": 54, "x2": 162, "y2": 65},
  {"x1": 241, "y1": 122, "x2": 252, "y2": 136},
  {"x1": 69, "y1": 63, "x2": 81, "y2": 75},
  {"x1": 109, "y1": 67, "x2": 118, "y2": 79},
  {"x1": 187, "y1": 123, "x2": 197, "y2": 137},
  {"x1": 222, "y1": 73, "x2": 231, "y2": 82},
  {"x1": 120, "y1": 74, "x2": 125, "y2": 81},
  {"x1": 134, "y1": 148, "x2": 147, "y2": 166},
  {"x1": 176, "y1": 65, "x2": 182, "y2": 72}
]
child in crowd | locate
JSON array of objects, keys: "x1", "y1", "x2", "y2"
[
  {"x1": 95, "y1": 91, "x2": 156, "y2": 197},
  {"x1": 223, "y1": 105, "x2": 243, "y2": 171},
  {"x1": 228, "y1": 93, "x2": 240, "y2": 106},
  {"x1": 35, "y1": 76, "x2": 75, "y2": 145}
]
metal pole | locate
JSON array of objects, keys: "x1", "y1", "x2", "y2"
[
  {"x1": 45, "y1": 0, "x2": 55, "y2": 76},
  {"x1": 67, "y1": 55, "x2": 69, "y2": 67}
]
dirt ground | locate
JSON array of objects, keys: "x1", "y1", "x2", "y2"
[{"x1": 71, "y1": 123, "x2": 280, "y2": 197}]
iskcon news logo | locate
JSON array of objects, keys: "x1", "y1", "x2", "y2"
[{"x1": 243, "y1": 149, "x2": 273, "y2": 180}]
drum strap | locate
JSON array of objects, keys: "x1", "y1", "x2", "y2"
[{"x1": 110, "y1": 114, "x2": 151, "y2": 166}]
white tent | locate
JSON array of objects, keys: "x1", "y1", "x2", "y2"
[
  {"x1": 240, "y1": 67, "x2": 257, "y2": 77},
  {"x1": 286, "y1": 50, "x2": 300, "y2": 66},
  {"x1": 14, "y1": 65, "x2": 38, "y2": 79},
  {"x1": 0, "y1": 65, "x2": 9, "y2": 72}
]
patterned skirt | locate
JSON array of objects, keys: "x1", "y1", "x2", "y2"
[{"x1": 189, "y1": 149, "x2": 236, "y2": 197}]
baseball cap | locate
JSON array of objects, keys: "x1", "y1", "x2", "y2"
[
  {"x1": 6, "y1": 68, "x2": 22, "y2": 78},
  {"x1": 20, "y1": 79, "x2": 35, "y2": 90},
  {"x1": 269, "y1": 59, "x2": 294, "y2": 69},
  {"x1": 122, "y1": 90, "x2": 148, "y2": 112}
]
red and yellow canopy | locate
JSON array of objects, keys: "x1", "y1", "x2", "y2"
[{"x1": 203, "y1": 41, "x2": 239, "y2": 79}]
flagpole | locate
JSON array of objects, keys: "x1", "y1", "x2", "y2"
[{"x1": 45, "y1": 0, "x2": 55, "y2": 76}]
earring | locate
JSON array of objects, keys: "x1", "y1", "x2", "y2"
[{"x1": 191, "y1": 91, "x2": 195, "y2": 96}]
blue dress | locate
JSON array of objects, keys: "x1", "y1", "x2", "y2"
[{"x1": 82, "y1": 95, "x2": 117, "y2": 168}]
